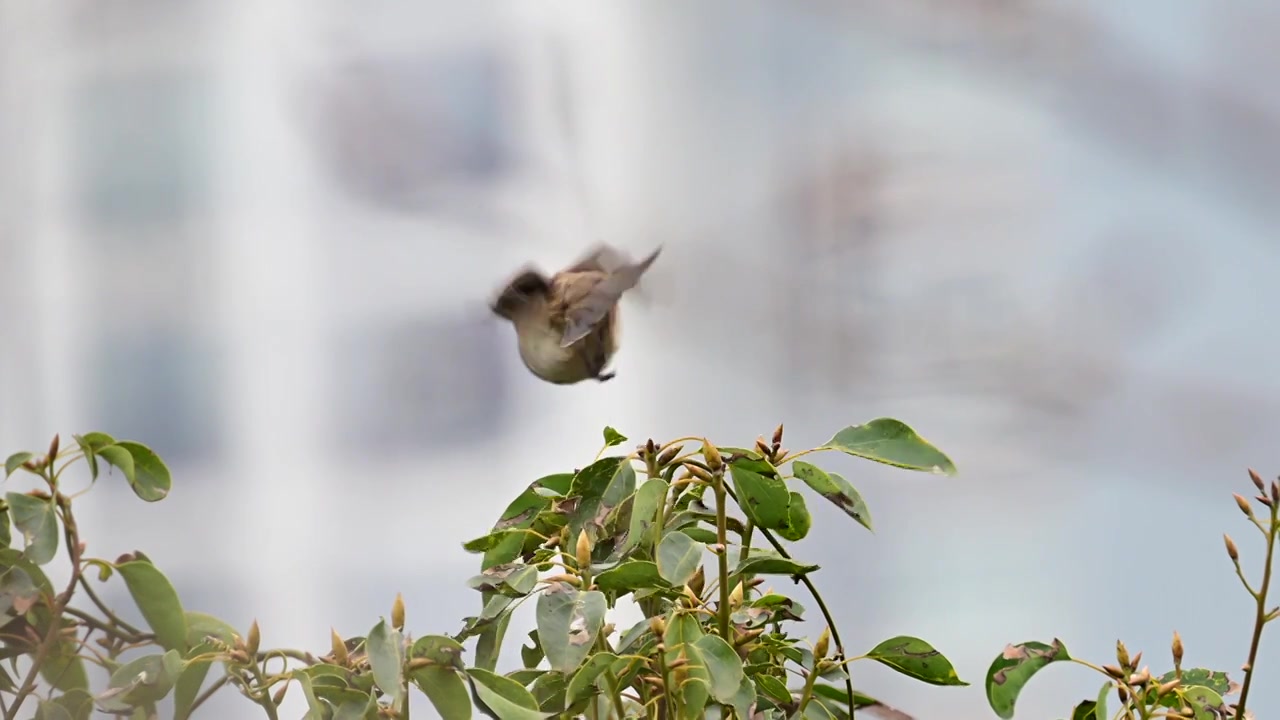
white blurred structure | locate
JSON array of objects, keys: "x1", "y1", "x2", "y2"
[{"x1": 2, "y1": 1, "x2": 1279, "y2": 717}]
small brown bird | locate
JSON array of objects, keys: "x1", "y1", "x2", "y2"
[{"x1": 490, "y1": 244, "x2": 662, "y2": 384}]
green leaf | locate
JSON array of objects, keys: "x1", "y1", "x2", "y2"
[
  {"x1": 791, "y1": 462, "x2": 873, "y2": 531},
  {"x1": 34, "y1": 701, "x2": 75, "y2": 720},
  {"x1": 72, "y1": 433, "x2": 114, "y2": 481},
  {"x1": 111, "y1": 442, "x2": 172, "y2": 501},
  {"x1": 0, "y1": 565, "x2": 39, "y2": 615},
  {"x1": 414, "y1": 665, "x2": 472, "y2": 720},
  {"x1": 663, "y1": 613, "x2": 705, "y2": 647},
  {"x1": 331, "y1": 694, "x2": 376, "y2": 720},
  {"x1": 475, "y1": 607, "x2": 511, "y2": 672},
  {"x1": 4, "y1": 452, "x2": 32, "y2": 478},
  {"x1": 0, "y1": 503, "x2": 10, "y2": 549},
  {"x1": 467, "y1": 563, "x2": 539, "y2": 597},
  {"x1": 6, "y1": 492, "x2": 59, "y2": 565},
  {"x1": 731, "y1": 550, "x2": 819, "y2": 578},
  {"x1": 695, "y1": 634, "x2": 746, "y2": 702},
  {"x1": 821, "y1": 418, "x2": 956, "y2": 474},
  {"x1": 602, "y1": 427, "x2": 627, "y2": 448},
  {"x1": 620, "y1": 477, "x2": 667, "y2": 556},
  {"x1": 94, "y1": 650, "x2": 184, "y2": 712},
  {"x1": 1070, "y1": 699, "x2": 1099, "y2": 720},
  {"x1": 521, "y1": 630, "x2": 544, "y2": 669},
  {"x1": 368, "y1": 618, "x2": 405, "y2": 710},
  {"x1": 173, "y1": 640, "x2": 219, "y2": 720},
  {"x1": 40, "y1": 636, "x2": 89, "y2": 692},
  {"x1": 985, "y1": 639, "x2": 1071, "y2": 719},
  {"x1": 567, "y1": 457, "x2": 627, "y2": 539},
  {"x1": 482, "y1": 473, "x2": 573, "y2": 570},
  {"x1": 115, "y1": 560, "x2": 188, "y2": 652},
  {"x1": 96, "y1": 445, "x2": 135, "y2": 485},
  {"x1": 594, "y1": 560, "x2": 671, "y2": 593},
  {"x1": 1155, "y1": 668, "x2": 1231, "y2": 696},
  {"x1": 1181, "y1": 685, "x2": 1229, "y2": 720},
  {"x1": 776, "y1": 491, "x2": 812, "y2": 541},
  {"x1": 535, "y1": 584, "x2": 606, "y2": 674},
  {"x1": 666, "y1": 643, "x2": 711, "y2": 720},
  {"x1": 864, "y1": 635, "x2": 967, "y2": 686},
  {"x1": 656, "y1": 531, "x2": 703, "y2": 586},
  {"x1": 467, "y1": 667, "x2": 550, "y2": 720},
  {"x1": 810, "y1": 683, "x2": 890, "y2": 713},
  {"x1": 293, "y1": 672, "x2": 326, "y2": 720},
  {"x1": 731, "y1": 593, "x2": 804, "y2": 627},
  {"x1": 465, "y1": 529, "x2": 536, "y2": 555},
  {"x1": 183, "y1": 611, "x2": 238, "y2": 647},
  {"x1": 565, "y1": 652, "x2": 618, "y2": 706},
  {"x1": 755, "y1": 674, "x2": 792, "y2": 704},
  {"x1": 1093, "y1": 680, "x2": 1109, "y2": 720},
  {"x1": 729, "y1": 676, "x2": 758, "y2": 720},
  {"x1": 529, "y1": 671, "x2": 568, "y2": 713},
  {"x1": 41, "y1": 689, "x2": 94, "y2": 720},
  {"x1": 728, "y1": 464, "x2": 791, "y2": 530}
]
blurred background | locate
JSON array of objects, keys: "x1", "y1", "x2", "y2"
[{"x1": 3, "y1": 1, "x2": 1280, "y2": 717}]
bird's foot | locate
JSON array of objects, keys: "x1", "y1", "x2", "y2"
[{"x1": 596, "y1": 371, "x2": 616, "y2": 383}]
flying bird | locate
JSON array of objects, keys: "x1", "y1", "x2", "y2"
[{"x1": 490, "y1": 244, "x2": 662, "y2": 384}]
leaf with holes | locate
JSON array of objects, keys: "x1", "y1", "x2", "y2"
[
  {"x1": 6, "y1": 493, "x2": 58, "y2": 565},
  {"x1": 864, "y1": 635, "x2": 967, "y2": 686},
  {"x1": 791, "y1": 461, "x2": 873, "y2": 531},
  {"x1": 985, "y1": 639, "x2": 1071, "y2": 719},
  {"x1": 535, "y1": 583, "x2": 606, "y2": 675}
]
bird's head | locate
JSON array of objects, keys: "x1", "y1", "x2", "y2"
[{"x1": 490, "y1": 269, "x2": 550, "y2": 321}]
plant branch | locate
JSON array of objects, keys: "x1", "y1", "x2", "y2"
[
  {"x1": 753, "y1": 520, "x2": 856, "y2": 719},
  {"x1": 5, "y1": 492, "x2": 84, "y2": 720},
  {"x1": 1235, "y1": 500, "x2": 1278, "y2": 719},
  {"x1": 186, "y1": 674, "x2": 230, "y2": 717},
  {"x1": 712, "y1": 470, "x2": 732, "y2": 642}
]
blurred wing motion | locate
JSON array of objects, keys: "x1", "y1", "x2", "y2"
[{"x1": 557, "y1": 245, "x2": 662, "y2": 347}]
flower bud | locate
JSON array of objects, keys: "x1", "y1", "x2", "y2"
[
  {"x1": 772, "y1": 423, "x2": 784, "y2": 448},
  {"x1": 1224, "y1": 533, "x2": 1239, "y2": 561},
  {"x1": 272, "y1": 684, "x2": 289, "y2": 706},
  {"x1": 728, "y1": 581, "x2": 744, "y2": 609},
  {"x1": 246, "y1": 620, "x2": 261, "y2": 656},
  {"x1": 656, "y1": 445, "x2": 681, "y2": 467},
  {"x1": 331, "y1": 628, "x2": 349, "y2": 666},
  {"x1": 47, "y1": 434, "x2": 60, "y2": 463},
  {"x1": 1248, "y1": 468, "x2": 1265, "y2": 491},
  {"x1": 1103, "y1": 664, "x2": 1126, "y2": 679},
  {"x1": 754, "y1": 438, "x2": 771, "y2": 457},
  {"x1": 1115, "y1": 640, "x2": 1131, "y2": 668},
  {"x1": 392, "y1": 593, "x2": 405, "y2": 631},
  {"x1": 649, "y1": 616, "x2": 666, "y2": 637},
  {"x1": 1157, "y1": 678, "x2": 1180, "y2": 696},
  {"x1": 814, "y1": 626, "x2": 831, "y2": 661},
  {"x1": 576, "y1": 530, "x2": 592, "y2": 571},
  {"x1": 1271, "y1": 479, "x2": 1279, "y2": 504},
  {"x1": 1171, "y1": 630, "x2": 1183, "y2": 667},
  {"x1": 645, "y1": 438, "x2": 657, "y2": 456},
  {"x1": 1257, "y1": 494, "x2": 1274, "y2": 508},
  {"x1": 1234, "y1": 493, "x2": 1255, "y2": 517},
  {"x1": 702, "y1": 441, "x2": 723, "y2": 471}
]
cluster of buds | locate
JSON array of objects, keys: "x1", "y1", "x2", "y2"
[
  {"x1": 1102, "y1": 639, "x2": 1187, "y2": 713},
  {"x1": 1246, "y1": 468, "x2": 1280, "y2": 510},
  {"x1": 754, "y1": 424, "x2": 786, "y2": 464}
]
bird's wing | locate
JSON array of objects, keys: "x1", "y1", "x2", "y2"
[
  {"x1": 553, "y1": 272, "x2": 613, "y2": 347},
  {"x1": 557, "y1": 246, "x2": 662, "y2": 347},
  {"x1": 564, "y1": 244, "x2": 629, "y2": 274}
]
